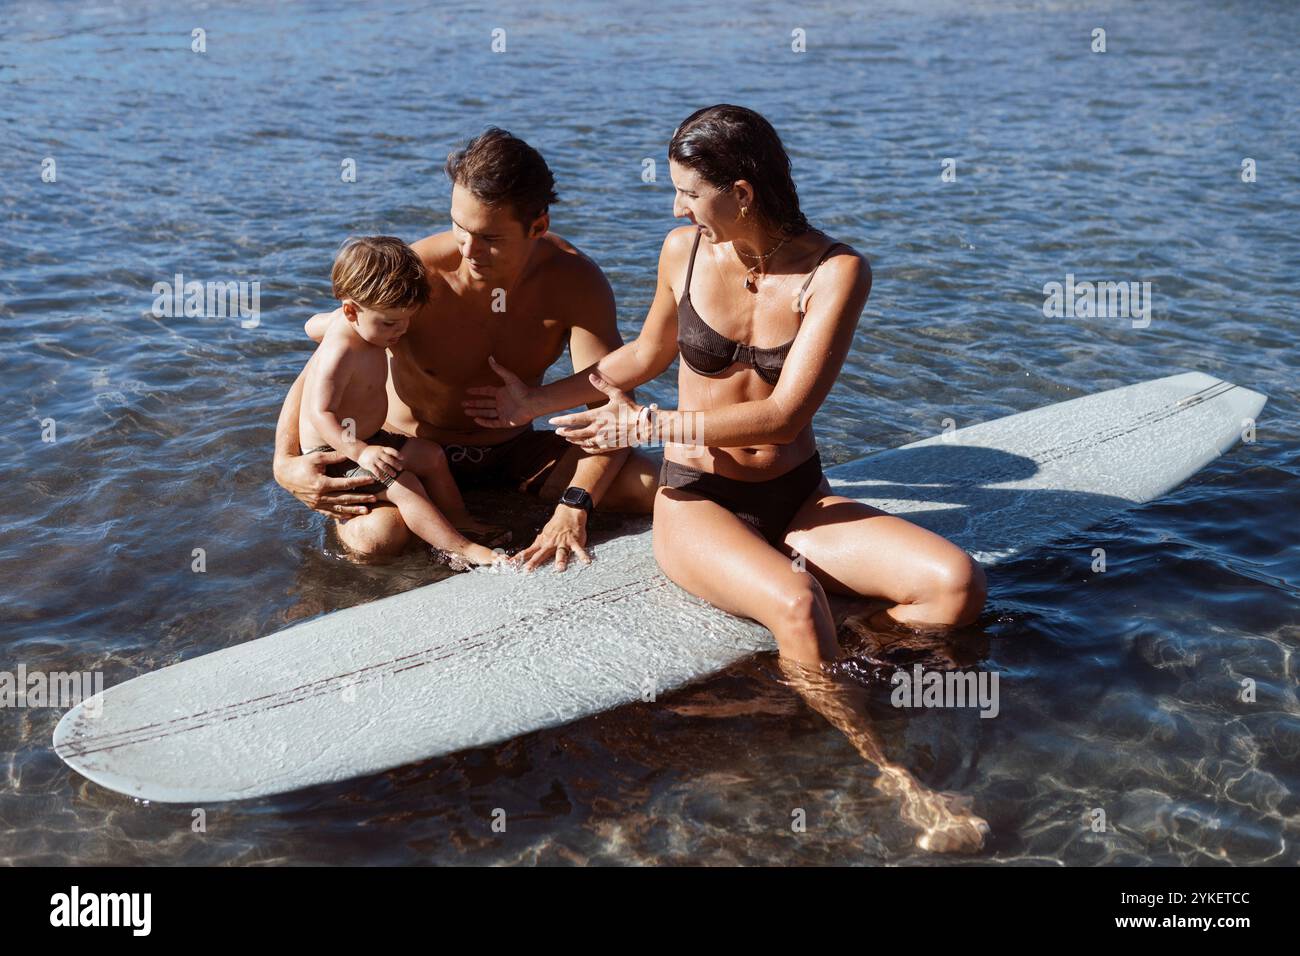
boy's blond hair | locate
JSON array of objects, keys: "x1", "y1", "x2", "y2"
[{"x1": 331, "y1": 236, "x2": 429, "y2": 310}]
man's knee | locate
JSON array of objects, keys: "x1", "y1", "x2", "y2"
[
  {"x1": 335, "y1": 506, "x2": 412, "y2": 560},
  {"x1": 599, "y1": 451, "x2": 659, "y2": 514}
]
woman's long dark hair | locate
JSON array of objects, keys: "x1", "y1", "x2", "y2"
[{"x1": 668, "y1": 105, "x2": 811, "y2": 238}]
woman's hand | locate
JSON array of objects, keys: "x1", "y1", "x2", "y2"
[
  {"x1": 461, "y1": 356, "x2": 539, "y2": 429},
  {"x1": 274, "y1": 449, "x2": 381, "y2": 518},
  {"x1": 548, "y1": 372, "x2": 640, "y2": 452}
]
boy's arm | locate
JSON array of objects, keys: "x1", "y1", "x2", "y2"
[
  {"x1": 272, "y1": 368, "x2": 380, "y2": 517},
  {"x1": 304, "y1": 345, "x2": 367, "y2": 461}
]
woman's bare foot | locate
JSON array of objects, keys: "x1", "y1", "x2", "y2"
[
  {"x1": 914, "y1": 798, "x2": 991, "y2": 854},
  {"x1": 776, "y1": 657, "x2": 990, "y2": 856},
  {"x1": 877, "y1": 769, "x2": 990, "y2": 854}
]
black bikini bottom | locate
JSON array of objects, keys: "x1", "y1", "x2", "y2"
[{"x1": 657, "y1": 451, "x2": 825, "y2": 547}]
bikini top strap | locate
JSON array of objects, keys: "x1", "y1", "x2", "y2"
[
  {"x1": 682, "y1": 229, "x2": 703, "y2": 298},
  {"x1": 796, "y1": 240, "x2": 849, "y2": 312}
]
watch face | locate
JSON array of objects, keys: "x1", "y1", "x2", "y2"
[{"x1": 562, "y1": 487, "x2": 590, "y2": 508}]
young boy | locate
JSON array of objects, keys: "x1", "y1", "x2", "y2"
[{"x1": 299, "y1": 236, "x2": 505, "y2": 569}]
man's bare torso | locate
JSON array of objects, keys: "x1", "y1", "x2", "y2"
[{"x1": 384, "y1": 230, "x2": 586, "y2": 445}]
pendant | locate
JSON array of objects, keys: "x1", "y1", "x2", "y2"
[{"x1": 744, "y1": 269, "x2": 758, "y2": 292}]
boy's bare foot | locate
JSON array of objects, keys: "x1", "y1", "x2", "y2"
[{"x1": 440, "y1": 543, "x2": 510, "y2": 572}]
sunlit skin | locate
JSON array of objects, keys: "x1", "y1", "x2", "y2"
[
  {"x1": 298, "y1": 298, "x2": 418, "y2": 462},
  {"x1": 463, "y1": 153, "x2": 990, "y2": 852},
  {"x1": 272, "y1": 184, "x2": 661, "y2": 569},
  {"x1": 344, "y1": 299, "x2": 411, "y2": 350},
  {"x1": 296, "y1": 297, "x2": 501, "y2": 567}
]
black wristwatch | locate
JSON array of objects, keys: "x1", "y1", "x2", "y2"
[{"x1": 559, "y1": 486, "x2": 594, "y2": 515}]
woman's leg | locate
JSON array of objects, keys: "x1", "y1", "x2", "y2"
[
  {"x1": 652, "y1": 487, "x2": 840, "y2": 666},
  {"x1": 779, "y1": 483, "x2": 990, "y2": 851},
  {"x1": 781, "y1": 484, "x2": 987, "y2": 629},
  {"x1": 653, "y1": 485, "x2": 988, "y2": 853}
]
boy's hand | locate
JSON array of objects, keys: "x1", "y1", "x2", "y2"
[{"x1": 358, "y1": 444, "x2": 404, "y2": 480}]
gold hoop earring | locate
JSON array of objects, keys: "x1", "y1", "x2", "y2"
[{"x1": 741, "y1": 206, "x2": 749, "y2": 217}]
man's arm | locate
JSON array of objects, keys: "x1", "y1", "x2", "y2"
[
  {"x1": 512, "y1": 257, "x2": 631, "y2": 573},
  {"x1": 557, "y1": 257, "x2": 632, "y2": 509},
  {"x1": 305, "y1": 307, "x2": 342, "y2": 343},
  {"x1": 464, "y1": 228, "x2": 687, "y2": 426}
]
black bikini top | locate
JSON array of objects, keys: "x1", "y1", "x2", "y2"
[{"x1": 676, "y1": 229, "x2": 847, "y2": 386}]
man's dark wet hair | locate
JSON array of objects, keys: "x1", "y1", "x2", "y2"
[
  {"x1": 445, "y1": 127, "x2": 560, "y2": 229},
  {"x1": 668, "y1": 105, "x2": 811, "y2": 238}
]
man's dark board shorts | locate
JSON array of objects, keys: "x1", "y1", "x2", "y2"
[
  {"x1": 442, "y1": 425, "x2": 573, "y2": 495},
  {"x1": 303, "y1": 428, "x2": 409, "y2": 496}
]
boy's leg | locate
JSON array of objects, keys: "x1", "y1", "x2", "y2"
[
  {"x1": 398, "y1": 438, "x2": 475, "y2": 526},
  {"x1": 382, "y1": 469, "x2": 476, "y2": 555}
]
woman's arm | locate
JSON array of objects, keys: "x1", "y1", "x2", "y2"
[
  {"x1": 656, "y1": 250, "x2": 871, "y2": 446},
  {"x1": 552, "y1": 249, "x2": 872, "y2": 450}
]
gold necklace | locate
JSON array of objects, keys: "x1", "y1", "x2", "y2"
[{"x1": 734, "y1": 235, "x2": 789, "y2": 292}]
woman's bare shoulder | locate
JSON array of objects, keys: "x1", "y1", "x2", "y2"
[
  {"x1": 658, "y1": 225, "x2": 698, "y2": 281},
  {"x1": 816, "y1": 235, "x2": 871, "y2": 283}
]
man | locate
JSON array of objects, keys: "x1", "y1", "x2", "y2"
[{"x1": 273, "y1": 128, "x2": 658, "y2": 570}]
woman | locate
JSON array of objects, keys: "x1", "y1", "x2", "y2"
[{"x1": 463, "y1": 105, "x2": 990, "y2": 852}]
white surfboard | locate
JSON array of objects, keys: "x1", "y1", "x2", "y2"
[{"x1": 53, "y1": 372, "x2": 1266, "y2": 803}]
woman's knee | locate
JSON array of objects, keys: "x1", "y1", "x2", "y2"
[
  {"x1": 926, "y1": 553, "x2": 987, "y2": 626},
  {"x1": 766, "y1": 575, "x2": 836, "y2": 659},
  {"x1": 775, "y1": 577, "x2": 823, "y2": 629}
]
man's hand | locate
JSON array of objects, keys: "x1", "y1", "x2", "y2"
[
  {"x1": 274, "y1": 449, "x2": 381, "y2": 519},
  {"x1": 357, "y1": 444, "x2": 404, "y2": 481},
  {"x1": 513, "y1": 503, "x2": 591, "y2": 572},
  {"x1": 462, "y1": 356, "x2": 539, "y2": 429}
]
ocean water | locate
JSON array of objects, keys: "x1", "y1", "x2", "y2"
[{"x1": 2, "y1": 0, "x2": 1297, "y2": 865}]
